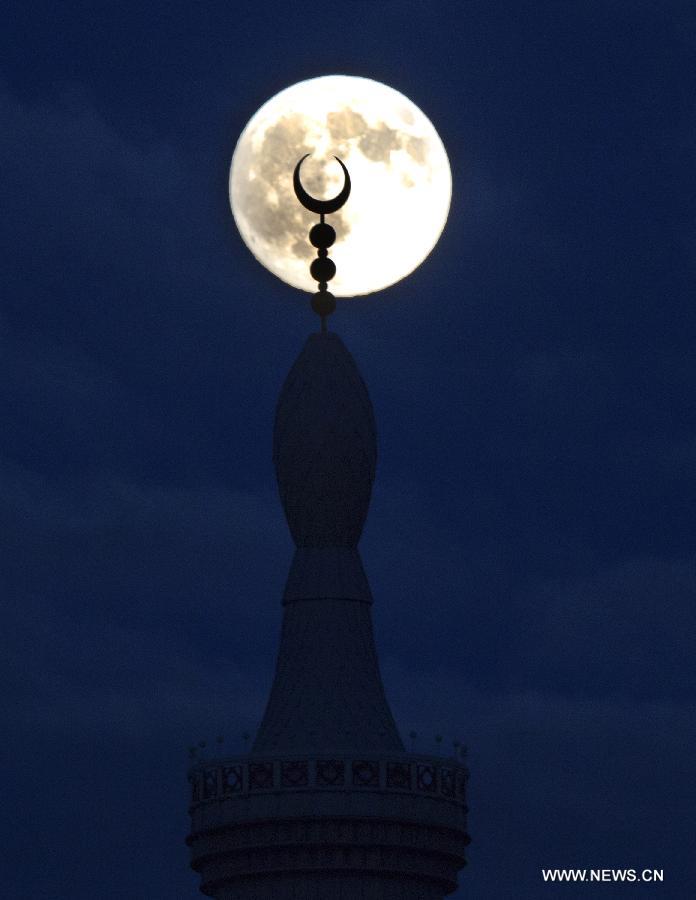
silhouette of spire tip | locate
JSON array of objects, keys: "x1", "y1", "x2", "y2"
[{"x1": 293, "y1": 155, "x2": 351, "y2": 331}]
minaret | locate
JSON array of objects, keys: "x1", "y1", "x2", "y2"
[{"x1": 186, "y1": 158, "x2": 469, "y2": 899}]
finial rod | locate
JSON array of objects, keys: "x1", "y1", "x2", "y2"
[{"x1": 293, "y1": 154, "x2": 351, "y2": 330}]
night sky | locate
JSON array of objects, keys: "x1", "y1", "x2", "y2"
[{"x1": 2, "y1": 2, "x2": 695, "y2": 897}]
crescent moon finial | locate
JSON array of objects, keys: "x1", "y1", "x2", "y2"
[
  {"x1": 293, "y1": 154, "x2": 351, "y2": 215},
  {"x1": 293, "y1": 155, "x2": 351, "y2": 331}
]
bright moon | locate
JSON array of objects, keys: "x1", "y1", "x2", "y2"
[{"x1": 230, "y1": 75, "x2": 452, "y2": 297}]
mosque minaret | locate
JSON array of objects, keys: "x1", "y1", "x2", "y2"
[{"x1": 186, "y1": 157, "x2": 469, "y2": 899}]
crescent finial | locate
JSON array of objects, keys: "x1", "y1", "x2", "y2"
[{"x1": 293, "y1": 154, "x2": 351, "y2": 215}]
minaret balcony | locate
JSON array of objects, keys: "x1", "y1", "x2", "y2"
[
  {"x1": 188, "y1": 752, "x2": 468, "y2": 811},
  {"x1": 187, "y1": 752, "x2": 469, "y2": 899}
]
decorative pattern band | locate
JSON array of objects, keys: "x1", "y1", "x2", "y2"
[{"x1": 189, "y1": 754, "x2": 468, "y2": 809}]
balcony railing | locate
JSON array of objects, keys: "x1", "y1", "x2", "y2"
[{"x1": 188, "y1": 753, "x2": 468, "y2": 809}]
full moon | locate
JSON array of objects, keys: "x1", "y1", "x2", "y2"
[{"x1": 230, "y1": 75, "x2": 452, "y2": 297}]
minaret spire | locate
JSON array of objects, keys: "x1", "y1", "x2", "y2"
[
  {"x1": 253, "y1": 329, "x2": 403, "y2": 755},
  {"x1": 186, "y1": 156, "x2": 469, "y2": 900}
]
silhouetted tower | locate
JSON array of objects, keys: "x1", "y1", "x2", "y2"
[{"x1": 186, "y1": 158, "x2": 469, "y2": 898}]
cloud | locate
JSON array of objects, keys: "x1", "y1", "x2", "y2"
[
  {"x1": 538, "y1": 556, "x2": 696, "y2": 687},
  {"x1": 363, "y1": 473, "x2": 695, "y2": 704},
  {"x1": 0, "y1": 82, "x2": 182, "y2": 257},
  {"x1": 1, "y1": 457, "x2": 288, "y2": 603},
  {"x1": 660, "y1": 433, "x2": 696, "y2": 483},
  {"x1": 2, "y1": 604, "x2": 267, "y2": 745},
  {"x1": 0, "y1": 80, "x2": 285, "y2": 361},
  {"x1": 0, "y1": 460, "x2": 290, "y2": 758},
  {"x1": 380, "y1": 665, "x2": 696, "y2": 897}
]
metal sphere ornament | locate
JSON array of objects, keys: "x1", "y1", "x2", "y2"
[{"x1": 293, "y1": 154, "x2": 351, "y2": 329}]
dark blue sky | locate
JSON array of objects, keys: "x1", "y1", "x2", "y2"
[{"x1": 2, "y1": 1, "x2": 695, "y2": 897}]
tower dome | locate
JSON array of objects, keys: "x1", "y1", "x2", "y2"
[{"x1": 274, "y1": 331, "x2": 376, "y2": 550}]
